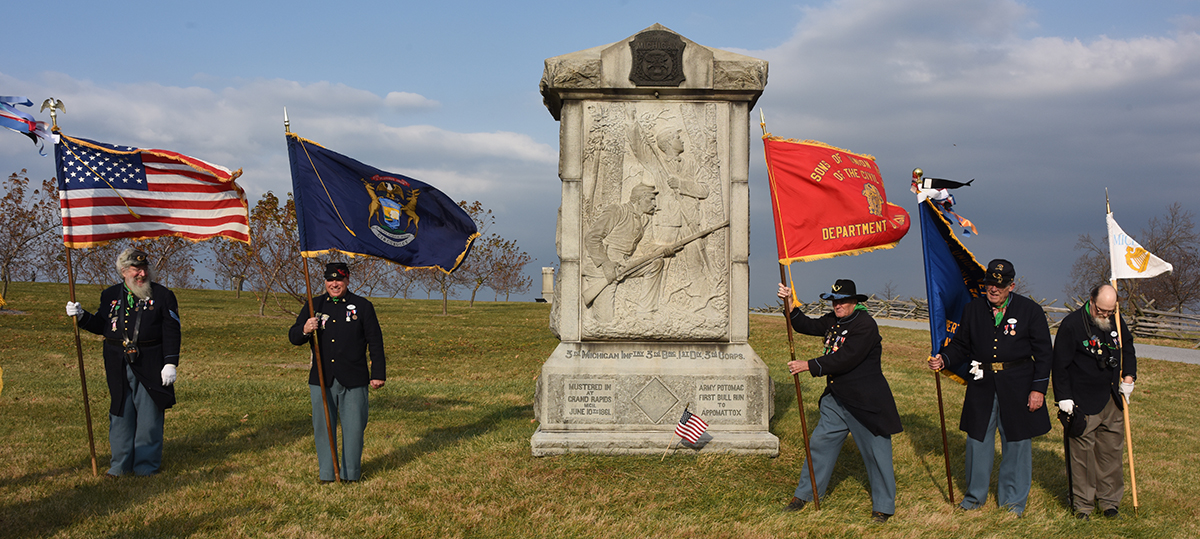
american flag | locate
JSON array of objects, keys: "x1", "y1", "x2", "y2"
[
  {"x1": 56, "y1": 135, "x2": 250, "y2": 248},
  {"x1": 674, "y1": 408, "x2": 709, "y2": 444}
]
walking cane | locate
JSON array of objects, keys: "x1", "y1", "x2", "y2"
[{"x1": 781, "y1": 265, "x2": 820, "y2": 510}]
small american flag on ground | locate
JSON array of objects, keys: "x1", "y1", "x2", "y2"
[
  {"x1": 56, "y1": 134, "x2": 249, "y2": 248},
  {"x1": 674, "y1": 408, "x2": 709, "y2": 444}
]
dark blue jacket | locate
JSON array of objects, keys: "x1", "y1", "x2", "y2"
[
  {"x1": 790, "y1": 308, "x2": 903, "y2": 437},
  {"x1": 289, "y1": 291, "x2": 386, "y2": 388},
  {"x1": 942, "y1": 293, "x2": 1052, "y2": 442},
  {"x1": 79, "y1": 282, "x2": 180, "y2": 416},
  {"x1": 1052, "y1": 303, "x2": 1136, "y2": 415}
]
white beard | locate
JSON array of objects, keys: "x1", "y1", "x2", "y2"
[
  {"x1": 1091, "y1": 313, "x2": 1114, "y2": 332},
  {"x1": 126, "y1": 278, "x2": 152, "y2": 300}
]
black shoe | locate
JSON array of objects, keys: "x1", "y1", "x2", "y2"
[
  {"x1": 1075, "y1": 512, "x2": 1090, "y2": 521},
  {"x1": 872, "y1": 511, "x2": 892, "y2": 523},
  {"x1": 783, "y1": 497, "x2": 807, "y2": 512},
  {"x1": 1103, "y1": 508, "x2": 1119, "y2": 518}
]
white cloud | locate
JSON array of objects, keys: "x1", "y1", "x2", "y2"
[
  {"x1": 0, "y1": 72, "x2": 557, "y2": 205},
  {"x1": 383, "y1": 91, "x2": 439, "y2": 110}
]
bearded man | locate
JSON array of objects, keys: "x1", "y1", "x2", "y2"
[
  {"x1": 66, "y1": 248, "x2": 181, "y2": 477},
  {"x1": 1052, "y1": 284, "x2": 1136, "y2": 520}
]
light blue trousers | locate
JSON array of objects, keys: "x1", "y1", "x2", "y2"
[
  {"x1": 109, "y1": 363, "x2": 165, "y2": 476},
  {"x1": 794, "y1": 393, "x2": 897, "y2": 514},
  {"x1": 310, "y1": 381, "x2": 369, "y2": 481},
  {"x1": 961, "y1": 394, "x2": 1033, "y2": 514}
]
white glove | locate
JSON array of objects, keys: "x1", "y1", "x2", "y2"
[
  {"x1": 161, "y1": 364, "x2": 177, "y2": 386},
  {"x1": 969, "y1": 360, "x2": 984, "y2": 381},
  {"x1": 1058, "y1": 399, "x2": 1075, "y2": 415},
  {"x1": 65, "y1": 301, "x2": 84, "y2": 318},
  {"x1": 1120, "y1": 381, "x2": 1134, "y2": 402}
]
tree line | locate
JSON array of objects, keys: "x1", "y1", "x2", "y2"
[{"x1": 1, "y1": 170, "x2": 534, "y2": 315}]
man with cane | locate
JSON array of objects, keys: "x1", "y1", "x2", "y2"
[
  {"x1": 1052, "y1": 284, "x2": 1136, "y2": 520},
  {"x1": 777, "y1": 279, "x2": 903, "y2": 523}
]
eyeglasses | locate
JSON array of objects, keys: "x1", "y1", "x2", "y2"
[{"x1": 1093, "y1": 305, "x2": 1115, "y2": 317}]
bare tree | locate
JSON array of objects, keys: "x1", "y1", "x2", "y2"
[
  {"x1": 244, "y1": 191, "x2": 303, "y2": 316},
  {"x1": 134, "y1": 236, "x2": 200, "y2": 289},
  {"x1": 1066, "y1": 203, "x2": 1200, "y2": 313},
  {"x1": 0, "y1": 171, "x2": 59, "y2": 298},
  {"x1": 206, "y1": 237, "x2": 254, "y2": 296},
  {"x1": 490, "y1": 238, "x2": 533, "y2": 301},
  {"x1": 876, "y1": 280, "x2": 899, "y2": 300},
  {"x1": 1139, "y1": 203, "x2": 1200, "y2": 312}
]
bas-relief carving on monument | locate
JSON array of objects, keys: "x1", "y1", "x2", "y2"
[
  {"x1": 579, "y1": 101, "x2": 728, "y2": 340},
  {"x1": 535, "y1": 24, "x2": 775, "y2": 455}
]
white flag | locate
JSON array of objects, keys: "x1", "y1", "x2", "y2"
[{"x1": 1107, "y1": 212, "x2": 1173, "y2": 280}]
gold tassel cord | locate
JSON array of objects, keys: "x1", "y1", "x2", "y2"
[
  {"x1": 296, "y1": 136, "x2": 357, "y2": 238},
  {"x1": 61, "y1": 141, "x2": 141, "y2": 219}
]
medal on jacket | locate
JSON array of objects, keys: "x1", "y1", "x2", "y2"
[
  {"x1": 319, "y1": 313, "x2": 330, "y2": 329},
  {"x1": 108, "y1": 300, "x2": 120, "y2": 331},
  {"x1": 1003, "y1": 318, "x2": 1018, "y2": 336},
  {"x1": 346, "y1": 304, "x2": 358, "y2": 322}
]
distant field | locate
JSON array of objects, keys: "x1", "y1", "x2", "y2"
[{"x1": 1, "y1": 282, "x2": 1196, "y2": 538}]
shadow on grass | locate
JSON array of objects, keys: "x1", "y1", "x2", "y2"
[
  {"x1": 0, "y1": 416, "x2": 309, "y2": 538},
  {"x1": 363, "y1": 402, "x2": 532, "y2": 475},
  {"x1": 901, "y1": 410, "x2": 1071, "y2": 510}
]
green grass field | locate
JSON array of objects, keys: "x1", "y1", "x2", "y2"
[{"x1": 1, "y1": 282, "x2": 1197, "y2": 538}]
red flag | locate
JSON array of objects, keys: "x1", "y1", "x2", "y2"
[
  {"x1": 56, "y1": 134, "x2": 249, "y2": 248},
  {"x1": 764, "y1": 136, "x2": 910, "y2": 263}
]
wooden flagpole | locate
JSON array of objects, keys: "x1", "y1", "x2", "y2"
[
  {"x1": 65, "y1": 248, "x2": 99, "y2": 476},
  {"x1": 918, "y1": 196, "x2": 955, "y2": 504},
  {"x1": 761, "y1": 109, "x2": 819, "y2": 509},
  {"x1": 50, "y1": 102, "x2": 99, "y2": 477},
  {"x1": 289, "y1": 110, "x2": 341, "y2": 483},
  {"x1": 932, "y1": 362, "x2": 955, "y2": 504},
  {"x1": 781, "y1": 265, "x2": 820, "y2": 510},
  {"x1": 1106, "y1": 190, "x2": 1138, "y2": 515}
]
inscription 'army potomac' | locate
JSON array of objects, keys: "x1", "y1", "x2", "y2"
[{"x1": 696, "y1": 380, "x2": 747, "y2": 419}]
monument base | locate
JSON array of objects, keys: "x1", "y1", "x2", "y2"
[
  {"x1": 531, "y1": 342, "x2": 779, "y2": 456},
  {"x1": 531, "y1": 429, "x2": 779, "y2": 456}
]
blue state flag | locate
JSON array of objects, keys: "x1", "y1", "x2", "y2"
[
  {"x1": 287, "y1": 133, "x2": 479, "y2": 272},
  {"x1": 919, "y1": 198, "x2": 986, "y2": 384}
]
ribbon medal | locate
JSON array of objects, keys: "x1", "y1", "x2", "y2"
[
  {"x1": 346, "y1": 304, "x2": 358, "y2": 322},
  {"x1": 319, "y1": 313, "x2": 330, "y2": 329},
  {"x1": 1003, "y1": 318, "x2": 1018, "y2": 336}
]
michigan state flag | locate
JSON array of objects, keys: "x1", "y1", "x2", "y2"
[{"x1": 287, "y1": 133, "x2": 478, "y2": 273}]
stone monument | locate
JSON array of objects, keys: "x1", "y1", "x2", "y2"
[{"x1": 533, "y1": 24, "x2": 776, "y2": 455}]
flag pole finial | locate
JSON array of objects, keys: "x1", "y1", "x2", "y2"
[
  {"x1": 1105, "y1": 187, "x2": 1111, "y2": 214},
  {"x1": 759, "y1": 109, "x2": 767, "y2": 137},
  {"x1": 41, "y1": 97, "x2": 65, "y2": 132},
  {"x1": 284, "y1": 107, "x2": 290, "y2": 134}
]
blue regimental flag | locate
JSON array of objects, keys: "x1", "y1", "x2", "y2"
[
  {"x1": 918, "y1": 198, "x2": 986, "y2": 384},
  {"x1": 287, "y1": 133, "x2": 478, "y2": 272}
]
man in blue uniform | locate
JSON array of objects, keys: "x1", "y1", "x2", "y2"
[
  {"x1": 1053, "y1": 284, "x2": 1136, "y2": 520},
  {"x1": 66, "y1": 248, "x2": 181, "y2": 477},
  {"x1": 289, "y1": 262, "x2": 386, "y2": 482},
  {"x1": 929, "y1": 259, "x2": 1052, "y2": 516},
  {"x1": 778, "y1": 279, "x2": 903, "y2": 523}
]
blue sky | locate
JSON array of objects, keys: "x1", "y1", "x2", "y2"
[{"x1": 3, "y1": 0, "x2": 1199, "y2": 308}]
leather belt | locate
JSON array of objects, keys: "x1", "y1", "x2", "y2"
[
  {"x1": 985, "y1": 359, "x2": 1029, "y2": 372},
  {"x1": 106, "y1": 338, "x2": 163, "y2": 346}
]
